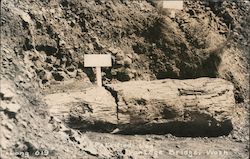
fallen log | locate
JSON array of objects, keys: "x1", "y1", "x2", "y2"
[
  {"x1": 44, "y1": 87, "x2": 118, "y2": 132},
  {"x1": 108, "y1": 78, "x2": 235, "y2": 123},
  {"x1": 45, "y1": 78, "x2": 236, "y2": 136},
  {"x1": 105, "y1": 78, "x2": 235, "y2": 136}
]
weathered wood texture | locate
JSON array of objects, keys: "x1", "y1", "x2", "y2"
[
  {"x1": 45, "y1": 78, "x2": 235, "y2": 135},
  {"x1": 44, "y1": 87, "x2": 117, "y2": 125},
  {"x1": 108, "y1": 78, "x2": 235, "y2": 125}
]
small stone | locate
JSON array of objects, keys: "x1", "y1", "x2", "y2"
[
  {"x1": 87, "y1": 43, "x2": 94, "y2": 51},
  {"x1": 111, "y1": 128, "x2": 120, "y2": 134},
  {"x1": 43, "y1": 71, "x2": 53, "y2": 81},
  {"x1": 0, "y1": 135, "x2": 9, "y2": 149},
  {"x1": 126, "y1": 53, "x2": 133, "y2": 59},
  {"x1": 34, "y1": 60, "x2": 43, "y2": 68},
  {"x1": 76, "y1": 69, "x2": 88, "y2": 79},
  {"x1": 0, "y1": 82, "x2": 15, "y2": 100},
  {"x1": 124, "y1": 57, "x2": 132, "y2": 66},
  {"x1": 6, "y1": 54, "x2": 12, "y2": 60},
  {"x1": 122, "y1": 149, "x2": 126, "y2": 154},
  {"x1": 165, "y1": 134, "x2": 173, "y2": 138},
  {"x1": 108, "y1": 47, "x2": 120, "y2": 55},
  {"x1": 3, "y1": 103, "x2": 21, "y2": 113},
  {"x1": 67, "y1": 70, "x2": 77, "y2": 78},
  {"x1": 133, "y1": 53, "x2": 140, "y2": 60},
  {"x1": 66, "y1": 66, "x2": 75, "y2": 72},
  {"x1": 116, "y1": 52, "x2": 124, "y2": 61},
  {"x1": 36, "y1": 69, "x2": 46, "y2": 79},
  {"x1": 50, "y1": 9, "x2": 56, "y2": 14},
  {"x1": 5, "y1": 122, "x2": 14, "y2": 131},
  {"x1": 20, "y1": 121, "x2": 28, "y2": 128},
  {"x1": 46, "y1": 56, "x2": 57, "y2": 64},
  {"x1": 205, "y1": 7, "x2": 211, "y2": 11},
  {"x1": 110, "y1": 69, "x2": 117, "y2": 76},
  {"x1": 3, "y1": 130, "x2": 11, "y2": 139},
  {"x1": 52, "y1": 71, "x2": 67, "y2": 81},
  {"x1": 153, "y1": 136, "x2": 163, "y2": 140},
  {"x1": 59, "y1": 40, "x2": 66, "y2": 46},
  {"x1": 116, "y1": 60, "x2": 124, "y2": 65},
  {"x1": 19, "y1": 11, "x2": 33, "y2": 24}
]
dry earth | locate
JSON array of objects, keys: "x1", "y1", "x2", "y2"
[{"x1": 1, "y1": 0, "x2": 249, "y2": 159}]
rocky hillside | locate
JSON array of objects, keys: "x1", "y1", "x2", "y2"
[{"x1": 1, "y1": 0, "x2": 249, "y2": 158}]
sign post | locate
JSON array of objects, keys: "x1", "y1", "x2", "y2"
[
  {"x1": 84, "y1": 54, "x2": 112, "y2": 87},
  {"x1": 162, "y1": 0, "x2": 184, "y2": 18}
]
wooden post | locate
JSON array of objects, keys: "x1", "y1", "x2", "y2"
[{"x1": 96, "y1": 67, "x2": 102, "y2": 87}]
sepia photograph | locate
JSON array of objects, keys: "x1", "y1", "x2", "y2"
[{"x1": 0, "y1": 0, "x2": 249, "y2": 158}]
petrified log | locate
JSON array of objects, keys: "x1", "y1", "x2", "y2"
[
  {"x1": 44, "y1": 87, "x2": 118, "y2": 131},
  {"x1": 45, "y1": 78, "x2": 236, "y2": 136},
  {"x1": 105, "y1": 78, "x2": 235, "y2": 136},
  {"x1": 108, "y1": 78, "x2": 235, "y2": 124}
]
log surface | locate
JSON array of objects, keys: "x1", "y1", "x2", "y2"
[
  {"x1": 45, "y1": 78, "x2": 235, "y2": 135},
  {"x1": 108, "y1": 78, "x2": 235, "y2": 125}
]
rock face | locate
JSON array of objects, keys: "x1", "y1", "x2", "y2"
[{"x1": 45, "y1": 78, "x2": 236, "y2": 137}]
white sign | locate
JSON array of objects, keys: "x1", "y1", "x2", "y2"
[
  {"x1": 84, "y1": 54, "x2": 112, "y2": 87},
  {"x1": 84, "y1": 54, "x2": 112, "y2": 67},
  {"x1": 162, "y1": 1, "x2": 184, "y2": 10}
]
